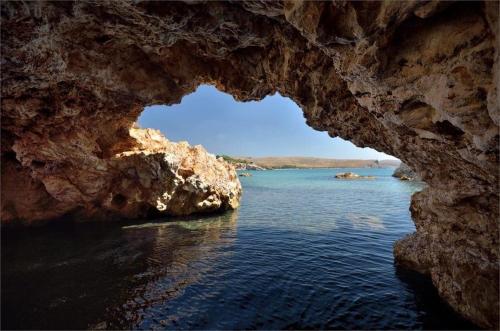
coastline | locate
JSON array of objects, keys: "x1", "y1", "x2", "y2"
[{"x1": 227, "y1": 156, "x2": 400, "y2": 170}]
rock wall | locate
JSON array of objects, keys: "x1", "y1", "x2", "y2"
[{"x1": 1, "y1": 1, "x2": 498, "y2": 328}]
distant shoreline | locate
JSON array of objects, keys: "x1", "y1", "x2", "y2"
[
  {"x1": 221, "y1": 155, "x2": 400, "y2": 170},
  {"x1": 237, "y1": 166, "x2": 399, "y2": 170}
]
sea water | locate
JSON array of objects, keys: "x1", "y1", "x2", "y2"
[{"x1": 1, "y1": 168, "x2": 476, "y2": 329}]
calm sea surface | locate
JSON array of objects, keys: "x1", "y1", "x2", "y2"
[{"x1": 2, "y1": 168, "x2": 477, "y2": 329}]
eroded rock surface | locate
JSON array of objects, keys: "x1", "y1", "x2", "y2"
[
  {"x1": 1, "y1": 1, "x2": 498, "y2": 328},
  {"x1": 1, "y1": 126, "x2": 241, "y2": 224}
]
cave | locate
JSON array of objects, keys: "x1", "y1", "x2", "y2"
[{"x1": 1, "y1": 1, "x2": 498, "y2": 328}]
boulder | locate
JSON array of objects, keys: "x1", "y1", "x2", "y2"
[{"x1": 1, "y1": 127, "x2": 242, "y2": 224}]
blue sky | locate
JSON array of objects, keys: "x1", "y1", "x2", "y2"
[{"x1": 138, "y1": 85, "x2": 397, "y2": 160}]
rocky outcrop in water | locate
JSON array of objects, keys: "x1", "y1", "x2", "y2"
[
  {"x1": 1, "y1": 1, "x2": 498, "y2": 327},
  {"x1": 334, "y1": 172, "x2": 375, "y2": 180},
  {"x1": 1, "y1": 126, "x2": 241, "y2": 224},
  {"x1": 392, "y1": 163, "x2": 420, "y2": 181}
]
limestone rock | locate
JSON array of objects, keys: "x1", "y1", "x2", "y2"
[
  {"x1": 1, "y1": 1, "x2": 498, "y2": 327},
  {"x1": 1, "y1": 127, "x2": 241, "y2": 224}
]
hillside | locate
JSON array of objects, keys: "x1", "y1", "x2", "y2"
[{"x1": 234, "y1": 157, "x2": 400, "y2": 169}]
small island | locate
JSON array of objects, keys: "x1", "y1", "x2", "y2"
[{"x1": 334, "y1": 172, "x2": 375, "y2": 180}]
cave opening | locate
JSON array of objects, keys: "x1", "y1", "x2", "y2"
[
  {"x1": 103, "y1": 85, "x2": 441, "y2": 329},
  {"x1": 137, "y1": 84, "x2": 398, "y2": 162}
]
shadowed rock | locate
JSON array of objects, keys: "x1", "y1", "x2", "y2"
[{"x1": 393, "y1": 163, "x2": 420, "y2": 181}]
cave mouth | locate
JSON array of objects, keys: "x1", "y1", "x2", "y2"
[
  {"x1": 3, "y1": 81, "x2": 437, "y2": 329},
  {"x1": 137, "y1": 84, "x2": 398, "y2": 162}
]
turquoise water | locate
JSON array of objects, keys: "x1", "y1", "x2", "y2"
[{"x1": 1, "y1": 168, "x2": 476, "y2": 329}]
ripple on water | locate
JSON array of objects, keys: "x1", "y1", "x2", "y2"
[{"x1": 1, "y1": 168, "x2": 477, "y2": 330}]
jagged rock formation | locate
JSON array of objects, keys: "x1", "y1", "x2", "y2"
[
  {"x1": 1, "y1": 1, "x2": 498, "y2": 328},
  {"x1": 392, "y1": 162, "x2": 420, "y2": 181},
  {"x1": 1, "y1": 126, "x2": 241, "y2": 224}
]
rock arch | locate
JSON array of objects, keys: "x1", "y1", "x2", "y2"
[{"x1": 1, "y1": 1, "x2": 498, "y2": 328}]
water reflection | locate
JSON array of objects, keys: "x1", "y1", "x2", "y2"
[
  {"x1": 1, "y1": 211, "x2": 239, "y2": 330},
  {"x1": 2, "y1": 169, "x2": 474, "y2": 330}
]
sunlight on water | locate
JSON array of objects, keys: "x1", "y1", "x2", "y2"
[{"x1": 2, "y1": 168, "x2": 477, "y2": 329}]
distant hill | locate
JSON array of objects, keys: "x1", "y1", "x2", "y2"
[
  {"x1": 232, "y1": 156, "x2": 400, "y2": 169},
  {"x1": 216, "y1": 155, "x2": 250, "y2": 164}
]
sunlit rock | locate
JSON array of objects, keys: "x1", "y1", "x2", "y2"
[{"x1": 1, "y1": 126, "x2": 241, "y2": 223}]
